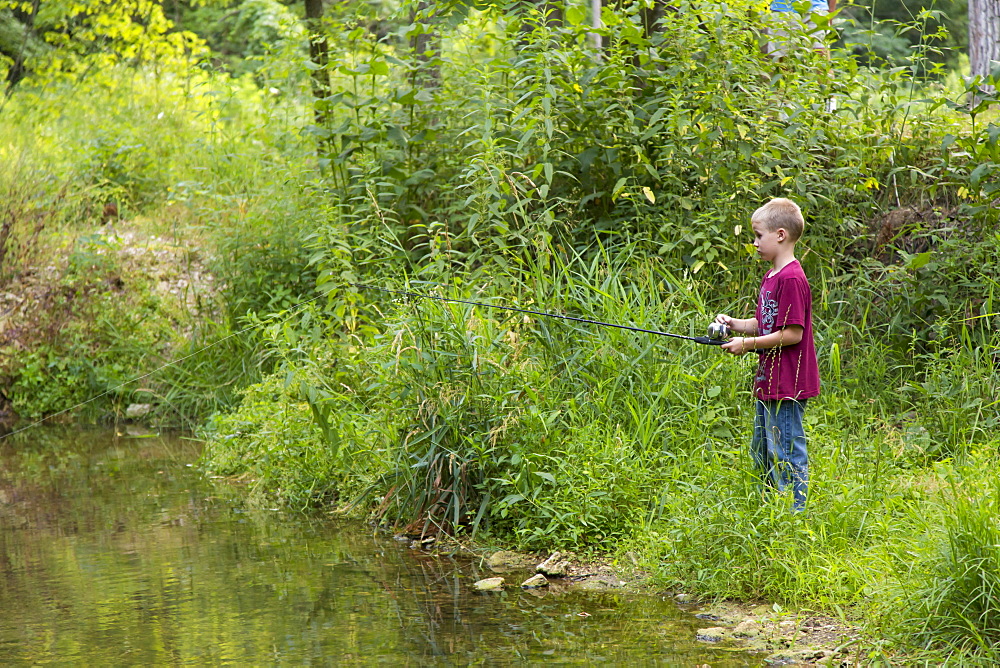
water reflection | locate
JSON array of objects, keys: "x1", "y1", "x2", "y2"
[{"x1": 0, "y1": 427, "x2": 760, "y2": 664}]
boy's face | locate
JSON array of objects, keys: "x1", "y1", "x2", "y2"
[{"x1": 751, "y1": 220, "x2": 785, "y2": 264}]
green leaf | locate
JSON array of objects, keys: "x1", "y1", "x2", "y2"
[
  {"x1": 565, "y1": 5, "x2": 586, "y2": 25},
  {"x1": 905, "y1": 251, "x2": 932, "y2": 270},
  {"x1": 385, "y1": 124, "x2": 408, "y2": 148},
  {"x1": 970, "y1": 163, "x2": 994, "y2": 188},
  {"x1": 501, "y1": 493, "x2": 525, "y2": 506},
  {"x1": 612, "y1": 177, "x2": 629, "y2": 200}
]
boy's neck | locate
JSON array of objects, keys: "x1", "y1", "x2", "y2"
[{"x1": 769, "y1": 248, "x2": 797, "y2": 274}]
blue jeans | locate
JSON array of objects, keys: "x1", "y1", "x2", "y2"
[{"x1": 751, "y1": 399, "x2": 808, "y2": 510}]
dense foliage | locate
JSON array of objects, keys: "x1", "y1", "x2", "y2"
[{"x1": 2, "y1": 0, "x2": 1000, "y2": 661}]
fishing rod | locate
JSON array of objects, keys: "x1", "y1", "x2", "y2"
[{"x1": 353, "y1": 284, "x2": 730, "y2": 345}]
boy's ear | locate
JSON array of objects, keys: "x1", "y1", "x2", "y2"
[{"x1": 776, "y1": 228, "x2": 787, "y2": 242}]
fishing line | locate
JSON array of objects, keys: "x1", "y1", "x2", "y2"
[
  {"x1": 2, "y1": 282, "x2": 727, "y2": 441},
  {"x1": 0, "y1": 291, "x2": 329, "y2": 441},
  {"x1": 354, "y1": 283, "x2": 727, "y2": 345}
]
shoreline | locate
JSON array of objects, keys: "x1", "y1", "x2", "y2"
[{"x1": 418, "y1": 539, "x2": 864, "y2": 666}]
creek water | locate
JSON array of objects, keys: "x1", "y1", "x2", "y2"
[{"x1": 0, "y1": 427, "x2": 762, "y2": 665}]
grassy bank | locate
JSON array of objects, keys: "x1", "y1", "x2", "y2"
[
  {"x1": 0, "y1": 68, "x2": 321, "y2": 425},
  {"x1": 3, "y1": 0, "x2": 1000, "y2": 661},
  {"x1": 200, "y1": 256, "x2": 1000, "y2": 662}
]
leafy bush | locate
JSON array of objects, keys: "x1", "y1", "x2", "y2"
[
  {"x1": 874, "y1": 464, "x2": 1000, "y2": 658},
  {"x1": 204, "y1": 249, "x2": 743, "y2": 545},
  {"x1": 200, "y1": 374, "x2": 346, "y2": 509},
  {"x1": 0, "y1": 65, "x2": 317, "y2": 425}
]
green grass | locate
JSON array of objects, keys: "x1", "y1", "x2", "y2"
[
  {"x1": 200, "y1": 244, "x2": 1000, "y2": 661},
  {"x1": 0, "y1": 68, "x2": 318, "y2": 426},
  {"x1": 4, "y1": 2, "x2": 1000, "y2": 661}
]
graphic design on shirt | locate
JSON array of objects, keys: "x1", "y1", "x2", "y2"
[
  {"x1": 759, "y1": 289, "x2": 777, "y2": 336},
  {"x1": 755, "y1": 289, "x2": 779, "y2": 386}
]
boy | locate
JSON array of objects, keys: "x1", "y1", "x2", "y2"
[{"x1": 715, "y1": 198, "x2": 820, "y2": 511}]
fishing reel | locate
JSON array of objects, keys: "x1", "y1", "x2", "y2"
[
  {"x1": 691, "y1": 321, "x2": 730, "y2": 346},
  {"x1": 707, "y1": 322, "x2": 731, "y2": 341}
]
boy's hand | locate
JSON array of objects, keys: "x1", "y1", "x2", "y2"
[
  {"x1": 715, "y1": 314, "x2": 734, "y2": 327},
  {"x1": 721, "y1": 337, "x2": 752, "y2": 355}
]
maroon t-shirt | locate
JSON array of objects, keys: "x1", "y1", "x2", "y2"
[{"x1": 753, "y1": 260, "x2": 820, "y2": 400}]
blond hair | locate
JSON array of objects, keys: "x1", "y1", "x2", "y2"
[{"x1": 752, "y1": 198, "x2": 804, "y2": 242}]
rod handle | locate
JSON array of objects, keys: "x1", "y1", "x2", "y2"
[{"x1": 693, "y1": 337, "x2": 726, "y2": 346}]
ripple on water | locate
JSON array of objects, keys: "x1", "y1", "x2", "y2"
[{"x1": 0, "y1": 427, "x2": 763, "y2": 665}]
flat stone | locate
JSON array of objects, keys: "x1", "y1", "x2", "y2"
[
  {"x1": 733, "y1": 619, "x2": 762, "y2": 637},
  {"x1": 472, "y1": 577, "x2": 505, "y2": 592},
  {"x1": 487, "y1": 550, "x2": 534, "y2": 570},
  {"x1": 536, "y1": 552, "x2": 570, "y2": 577},
  {"x1": 695, "y1": 627, "x2": 727, "y2": 642},
  {"x1": 767, "y1": 648, "x2": 827, "y2": 664},
  {"x1": 125, "y1": 403, "x2": 152, "y2": 419},
  {"x1": 574, "y1": 577, "x2": 621, "y2": 591},
  {"x1": 520, "y1": 574, "x2": 549, "y2": 589}
]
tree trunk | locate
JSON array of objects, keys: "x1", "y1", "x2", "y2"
[
  {"x1": 631, "y1": 0, "x2": 667, "y2": 71},
  {"x1": 0, "y1": 209, "x2": 13, "y2": 277},
  {"x1": 599, "y1": 1, "x2": 666, "y2": 68},
  {"x1": 640, "y1": 0, "x2": 667, "y2": 38},
  {"x1": 969, "y1": 0, "x2": 1000, "y2": 86},
  {"x1": 304, "y1": 0, "x2": 330, "y2": 127},
  {"x1": 589, "y1": 0, "x2": 602, "y2": 54},
  {"x1": 3, "y1": 0, "x2": 41, "y2": 97},
  {"x1": 410, "y1": 1, "x2": 440, "y2": 91}
]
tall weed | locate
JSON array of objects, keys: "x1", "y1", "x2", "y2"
[
  {"x1": 0, "y1": 67, "x2": 316, "y2": 424},
  {"x1": 204, "y1": 250, "x2": 736, "y2": 542},
  {"x1": 874, "y1": 461, "x2": 1000, "y2": 658},
  {"x1": 641, "y1": 416, "x2": 917, "y2": 607}
]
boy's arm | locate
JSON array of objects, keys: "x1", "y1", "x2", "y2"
[
  {"x1": 715, "y1": 314, "x2": 757, "y2": 336},
  {"x1": 721, "y1": 324, "x2": 803, "y2": 356}
]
